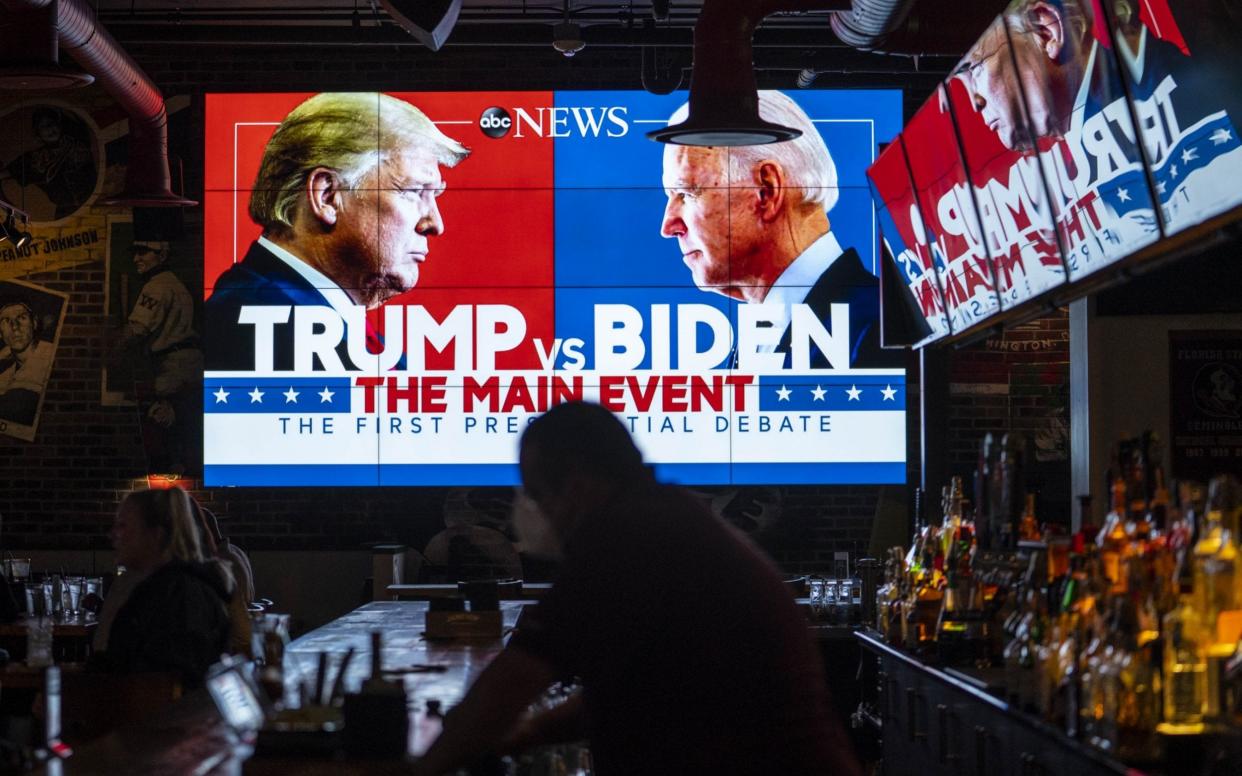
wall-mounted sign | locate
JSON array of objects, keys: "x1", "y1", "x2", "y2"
[{"x1": 1169, "y1": 330, "x2": 1242, "y2": 481}]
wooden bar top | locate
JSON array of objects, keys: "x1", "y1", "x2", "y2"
[{"x1": 284, "y1": 600, "x2": 531, "y2": 711}]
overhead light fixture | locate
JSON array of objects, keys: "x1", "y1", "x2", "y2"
[
  {"x1": 378, "y1": 0, "x2": 463, "y2": 51},
  {"x1": 0, "y1": 0, "x2": 94, "y2": 90},
  {"x1": 553, "y1": 1, "x2": 586, "y2": 58},
  {"x1": 0, "y1": 203, "x2": 34, "y2": 251},
  {"x1": 553, "y1": 22, "x2": 586, "y2": 57},
  {"x1": 648, "y1": 0, "x2": 812, "y2": 146}
]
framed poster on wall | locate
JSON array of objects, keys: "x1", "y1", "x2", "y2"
[{"x1": 1169, "y1": 330, "x2": 1242, "y2": 481}]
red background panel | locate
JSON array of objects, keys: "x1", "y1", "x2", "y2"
[{"x1": 203, "y1": 91, "x2": 555, "y2": 299}]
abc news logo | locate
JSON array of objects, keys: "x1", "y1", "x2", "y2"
[
  {"x1": 479, "y1": 107, "x2": 513, "y2": 138},
  {"x1": 478, "y1": 106, "x2": 630, "y2": 139}
]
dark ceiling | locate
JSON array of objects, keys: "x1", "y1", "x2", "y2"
[{"x1": 87, "y1": 0, "x2": 993, "y2": 89}]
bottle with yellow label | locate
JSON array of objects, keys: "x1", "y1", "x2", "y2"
[{"x1": 1099, "y1": 478, "x2": 1130, "y2": 595}]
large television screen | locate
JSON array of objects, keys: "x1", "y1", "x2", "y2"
[
  {"x1": 946, "y1": 16, "x2": 1067, "y2": 307},
  {"x1": 873, "y1": 0, "x2": 1242, "y2": 340},
  {"x1": 902, "y1": 85, "x2": 1003, "y2": 332},
  {"x1": 866, "y1": 138, "x2": 952, "y2": 345},
  {"x1": 202, "y1": 90, "x2": 906, "y2": 486},
  {"x1": 1100, "y1": 0, "x2": 1242, "y2": 237}
]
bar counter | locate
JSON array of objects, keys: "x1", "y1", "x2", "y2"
[
  {"x1": 36, "y1": 601, "x2": 533, "y2": 774},
  {"x1": 283, "y1": 600, "x2": 531, "y2": 715},
  {"x1": 856, "y1": 630, "x2": 1242, "y2": 776}
]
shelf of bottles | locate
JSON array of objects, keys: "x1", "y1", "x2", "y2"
[{"x1": 876, "y1": 431, "x2": 1242, "y2": 763}]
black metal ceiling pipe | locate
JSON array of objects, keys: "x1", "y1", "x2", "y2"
[
  {"x1": 649, "y1": 0, "x2": 850, "y2": 145},
  {"x1": 1, "y1": 0, "x2": 195, "y2": 206},
  {"x1": 99, "y1": 22, "x2": 845, "y2": 49},
  {"x1": 829, "y1": 0, "x2": 916, "y2": 50},
  {"x1": 640, "y1": 19, "x2": 685, "y2": 94}
]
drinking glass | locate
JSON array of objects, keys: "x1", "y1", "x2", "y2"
[
  {"x1": 40, "y1": 579, "x2": 54, "y2": 616},
  {"x1": 836, "y1": 579, "x2": 853, "y2": 623},
  {"x1": 253, "y1": 612, "x2": 292, "y2": 705},
  {"x1": 10, "y1": 558, "x2": 30, "y2": 581},
  {"x1": 83, "y1": 576, "x2": 105, "y2": 618},
  {"x1": 64, "y1": 577, "x2": 84, "y2": 618},
  {"x1": 808, "y1": 577, "x2": 826, "y2": 617},
  {"x1": 24, "y1": 582, "x2": 46, "y2": 616}
]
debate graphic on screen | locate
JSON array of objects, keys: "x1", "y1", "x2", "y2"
[
  {"x1": 202, "y1": 89, "x2": 906, "y2": 486},
  {"x1": 871, "y1": 0, "x2": 1242, "y2": 340}
]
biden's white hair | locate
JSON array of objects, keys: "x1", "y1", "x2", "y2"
[{"x1": 666, "y1": 90, "x2": 839, "y2": 213}]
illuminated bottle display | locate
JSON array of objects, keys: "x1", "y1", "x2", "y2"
[{"x1": 875, "y1": 432, "x2": 1242, "y2": 764}]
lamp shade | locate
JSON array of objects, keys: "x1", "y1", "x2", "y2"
[{"x1": 647, "y1": 0, "x2": 803, "y2": 146}]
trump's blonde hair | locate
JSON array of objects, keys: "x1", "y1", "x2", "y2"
[{"x1": 249, "y1": 92, "x2": 470, "y2": 236}]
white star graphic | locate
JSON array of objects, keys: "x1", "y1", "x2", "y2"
[
  {"x1": 1210, "y1": 128, "x2": 1233, "y2": 145},
  {"x1": 846, "y1": 385, "x2": 862, "y2": 401},
  {"x1": 212, "y1": 387, "x2": 230, "y2": 404},
  {"x1": 248, "y1": 387, "x2": 265, "y2": 404},
  {"x1": 1157, "y1": 181, "x2": 1167, "y2": 195},
  {"x1": 1169, "y1": 164, "x2": 1179, "y2": 179},
  {"x1": 775, "y1": 385, "x2": 792, "y2": 402},
  {"x1": 1116, "y1": 187, "x2": 1130, "y2": 203},
  {"x1": 811, "y1": 385, "x2": 826, "y2": 401},
  {"x1": 283, "y1": 387, "x2": 300, "y2": 404},
  {"x1": 1180, "y1": 146, "x2": 1198, "y2": 164},
  {"x1": 318, "y1": 387, "x2": 335, "y2": 403},
  {"x1": 881, "y1": 385, "x2": 898, "y2": 401}
]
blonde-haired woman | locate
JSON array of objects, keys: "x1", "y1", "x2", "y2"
[{"x1": 93, "y1": 487, "x2": 235, "y2": 688}]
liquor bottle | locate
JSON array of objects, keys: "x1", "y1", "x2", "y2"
[
  {"x1": 878, "y1": 547, "x2": 905, "y2": 643},
  {"x1": 1160, "y1": 596, "x2": 1208, "y2": 733},
  {"x1": 1193, "y1": 480, "x2": 1239, "y2": 632},
  {"x1": 1148, "y1": 467, "x2": 1171, "y2": 534},
  {"x1": 1221, "y1": 475, "x2": 1242, "y2": 538},
  {"x1": 1194, "y1": 476, "x2": 1241, "y2": 719},
  {"x1": 1077, "y1": 554, "x2": 1110, "y2": 743},
  {"x1": 935, "y1": 568, "x2": 968, "y2": 645},
  {"x1": 1091, "y1": 628, "x2": 1120, "y2": 751},
  {"x1": 1003, "y1": 590, "x2": 1035, "y2": 708},
  {"x1": 1079, "y1": 610, "x2": 1106, "y2": 744},
  {"x1": 1019, "y1": 493, "x2": 1041, "y2": 542},
  {"x1": 1053, "y1": 554, "x2": 1091, "y2": 734},
  {"x1": 1098, "y1": 478, "x2": 1130, "y2": 594},
  {"x1": 940, "y1": 477, "x2": 964, "y2": 559},
  {"x1": 1112, "y1": 600, "x2": 1160, "y2": 762},
  {"x1": 1125, "y1": 443, "x2": 1149, "y2": 523},
  {"x1": 1173, "y1": 481, "x2": 1206, "y2": 595},
  {"x1": 912, "y1": 575, "x2": 943, "y2": 647},
  {"x1": 1009, "y1": 589, "x2": 1046, "y2": 713},
  {"x1": 975, "y1": 434, "x2": 994, "y2": 550},
  {"x1": 997, "y1": 434, "x2": 1025, "y2": 551},
  {"x1": 1036, "y1": 618, "x2": 1062, "y2": 721}
]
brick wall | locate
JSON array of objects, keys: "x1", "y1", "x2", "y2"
[
  {"x1": 946, "y1": 311, "x2": 1072, "y2": 524},
  {"x1": 2, "y1": 41, "x2": 960, "y2": 574}
]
